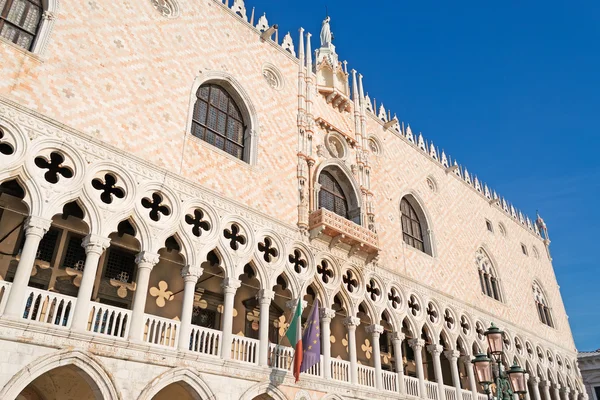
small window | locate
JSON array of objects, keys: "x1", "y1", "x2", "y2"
[
  {"x1": 521, "y1": 244, "x2": 528, "y2": 256},
  {"x1": 0, "y1": 0, "x2": 43, "y2": 51},
  {"x1": 533, "y1": 281, "x2": 554, "y2": 328},
  {"x1": 498, "y1": 223, "x2": 507, "y2": 237},
  {"x1": 401, "y1": 198, "x2": 424, "y2": 252},
  {"x1": 486, "y1": 220, "x2": 493, "y2": 232}
]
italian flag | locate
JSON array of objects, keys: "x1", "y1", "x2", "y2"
[{"x1": 285, "y1": 300, "x2": 303, "y2": 382}]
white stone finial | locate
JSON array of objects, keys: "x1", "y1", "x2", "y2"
[
  {"x1": 378, "y1": 103, "x2": 387, "y2": 121},
  {"x1": 364, "y1": 93, "x2": 372, "y2": 112},
  {"x1": 441, "y1": 150, "x2": 448, "y2": 167},
  {"x1": 429, "y1": 142, "x2": 438, "y2": 160},
  {"x1": 281, "y1": 32, "x2": 295, "y2": 56},
  {"x1": 417, "y1": 133, "x2": 426, "y2": 151},
  {"x1": 406, "y1": 124, "x2": 414, "y2": 142},
  {"x1": 256, "y1": 13, "x2": 269, "y2": 32},
  {"x1": 231, "y1": 0, "x2": 247, "y2": 21}
]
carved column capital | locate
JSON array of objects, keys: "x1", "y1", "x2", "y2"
[
  {"x1": 221, "y1": 277, "x2": 241, "y2": 293},
  {"x1": 409, "y1": 338, "x2": 425, "y2": 350},
  {"x1": 460, "y1": 355, "x2": 473, "y2": 365},
  {"x1": 24, "y1": 216, "x2": 52, "y2": 238},
  {"x1": 320, "y1": 307, "x2": 336, "y2": 321},
  {"x1": 181, "y1": 265, "x2": 203, "y2": 282},
  {"x1": 444, "y1": 350, "x2": 461, "y2": 361},
  {"x1": 366, "y1": 324, "x2": 384, "y2": 336},
  {"x1": 82, "y1": 234, "x2": 111, "y2": 255},
  {"x1": 135, "y1": 251, "x2": 160, "y2": 268},
  {"x1": 391, "y1": 331, "x2": 405, "y2": 342},
  {"x1": 530, "y1": 376, "x2": 541, "y2": 384},
  {"x1": 343, "y1": 316, "x2": 361, "y2": 328},
  {"x1": 285, "y1": 298, "x2": 307, "y2": 310},
  {"x1": 256, "y1": 289, "x2": 275, "y2": 304},
  {"x1": 427, "y1": 344, "x2": 444, "y2": 356}
]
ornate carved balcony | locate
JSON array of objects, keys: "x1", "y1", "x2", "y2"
[{"x1": 308, "y1": 208, "x2": 380, "y2": 255}]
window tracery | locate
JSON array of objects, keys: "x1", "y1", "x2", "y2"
[
  {"x1": 191, "y1": 84, "x2": 247, "y2": 161},
  {"x1": 0, "y1": 0, "x2": 42, "y2": 51},
  {"x1": 476, "y1": 248, "x2": 502, "y2": 302},
  {"x1": 400, "y1": 198, "x2": 424, "y2": 252},
  {"x1": 533, "y1": 281, "x2": 554, "y2": 328}
]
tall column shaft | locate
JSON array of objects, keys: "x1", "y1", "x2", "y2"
[
  {"x1": 554, "y1": 386, "x2": 562, "y2": 400},
  {"x1": 257, "y1": 289, "x2": 274, "y2": 366},
  {"x1": 220, "y1": 277, "x2": 241, "y2": 359},
  {"x1": 531, "y1": 377, "x2": 542, "y2": 400},
  {"x1": 445, "y1": 350, "x2": 462, "y2": 400},
  {"x1": 367, "y1": 324, "x2": 384, "y2": 390},
  {"x1": 71, "y1": 235, "x2": 110, "y2": 331},
  {"x1": 543, "y1": 381, "x2": 553, "y2": 400},
  {"x1": 410, "y1": 339, "x2": 427, "y2": 399},
  {"x1": 4, "y1": 217, "x2": 51, "y2": 317},
  {"x1": 320, "y1": 307, "x2": 335, "y2": 379},
  {"x1": 428, "y1": 344, "x2": 446, "y2": 400},
  {"x1": 461, "y1": 355, "x2": 478, "y2": 400},
  {"x1": 177, "y1": 267, "x2": 201, "y2": 351},
  {"x1": 392, "y1": 332, "x2": 406, "y2": 394},
  {"x1": 344, "y1": 316, "x2": 360, "y2": 385},
  {"x1": 128, "y1": 251, "x2": 160, "y2": 341}
]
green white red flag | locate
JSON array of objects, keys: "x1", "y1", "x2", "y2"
[{"x1": 285, "y1": 299, "x2": 303, "y2": 382}]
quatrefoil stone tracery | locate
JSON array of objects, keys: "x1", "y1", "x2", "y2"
[
  {"x1": 388, "y1": 288, "x2": 401, "y2": 309},
  {"x1": 366, "y1": 279, "x2": 380, "y2": 301},
  {"x1": 141, "y1": 192, "x2": 171, "y2": 221},
  {"x1": 427, "y1": 303, "x2": 438, "y2": 323},
  {"x1": 444, "y1": 309, "x2": 455, "y2": 329},
  {"x1": 223, "y1": 224, "x2": 246, "y2": 250},
  {"x1": 0, "y1": 128, "x2": 14, "y2": 155},
  {"x1": 289, "y1": 250, "x2": 307, "y2": 274},
  {"x1": 92, "y1": 173, "x2": 125, "y2": 204},
  {"x1": 343, "y1": 270, "x2": 358, "y2": 293},
  {"x1": 258, "y1": 237, "x2": 278, "y2": 262},
  {"x1": 317, "y1": 260, "x2": 333, "y2": 283},
  {"x1": 185, "y1": 209, "x2": 211, "y2": 237},
  {"x1": 408, "y1": 295, "x2": 420, "y2": 316},
  {"x1": 34, "y1": 152, "x2": 74, "y2": 184}
]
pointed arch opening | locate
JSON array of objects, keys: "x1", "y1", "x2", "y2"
[
  {"x1": 317, "y1": 165, "x2": 361, "y2": 225},
  {"x1": 400, "y1": 194, "x2": 434, "y2": 255}
]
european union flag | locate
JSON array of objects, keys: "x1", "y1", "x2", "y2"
[{"x1": 300, "y1": 298, "x2": 321, "y2": 374}]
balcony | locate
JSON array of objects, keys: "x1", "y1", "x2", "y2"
[
  {"x1": 309, "y1": 208, "x2": 380, "y2": 255},
  {"x1": 0, "y1": 282, "x2": 484, "y2": 400}
]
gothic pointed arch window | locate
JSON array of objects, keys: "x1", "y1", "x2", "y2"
[
  {"x1": 476, "y1": 248, "x2": 502, "y2": 302},
  {"x1": 533, "y1": 281, "x2": 554, "y2": 328},
  {"x1": 317, "y1": 165, "x2": 361, "y2": 225},
  {"x1": 191, "y1": 83, "x2": 248, "y2": 161},
  {"x1": 400, "y1": 198, "x2": 424, "y2": 252},
  {"x1": 0, "y1": 0, "x2": 43, "y2": 51}
]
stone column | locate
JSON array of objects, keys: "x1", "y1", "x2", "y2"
[
  {"x1": 409, "y1": 338, "x2": 427, "y2": 399},
  {"x1": 553, "y1": 384, "x2": 562, "y2": 400},
  {"x1": 128, "y1": 251, "x2": 160, "y2": 341},
  {"x1": 530, "y1": 377, "x2": 542, "y2": 400},
  {"x1": 561, "y1": 387, "x2": 570, "y2": 400},
  {"x1": 461, "y1": 355, "x2": 479, "y2": 400},
  {"x1": 320, "y1": 307, "x2": 335, "y2": 379},
  {"x1": 257, "y1": 288, "x2": 274, "y2": 366},
  {"x1": 367, "y1": 324, "x2": 384, "y2": 390},
  {"x1": 572, "y1": 390, "x2": 579, "y2": 400},
  {"x1": 445, "y1": 350, "x2": 462, "y2": 400},
  {"x1": 524, "y1": 373, "x2": 531, "y2": 400},
  {"x1": 3, "y1": 216, "x2": 52, "y2": 317},
  {"x1": 220, "y1": 277, "x2": 241, "y2": 359},
  {"x1": 542, "y1": 381, "x2": 553, "y2": 400},
  {"x1": 71, "y1": 234, "x2": 111, "y2": 331},
  {"x1": 344, "y1": 316, "x2": 360, "y2": 385},
  {"x1": 428, "y1": 344, "x2": 446, "y2": 400},
  {"x1": 392, "y1": 331, "x2": 406, "y2": 394},
  {"x1": 177, "y1": 266, "x2": 202, "y2": 351}
]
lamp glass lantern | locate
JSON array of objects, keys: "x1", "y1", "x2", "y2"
[
  {"x1": 507, "y1": 364, "x2": 527, "y2": 394},
  {"x1": 484, "y1": 323, "x2": 504, "y2": 356},
  {"x1": 472, "y1": 354, "x2": 493, "y2": 385}
]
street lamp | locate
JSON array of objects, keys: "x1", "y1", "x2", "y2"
[{"x1": 472, "y1": 323, "x2": 528, "y2": 400}]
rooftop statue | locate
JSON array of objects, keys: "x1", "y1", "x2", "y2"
[{"x1": 320, "y1": 16, "x2": 332, "y2": 47}]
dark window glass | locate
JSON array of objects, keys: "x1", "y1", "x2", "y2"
[
  {"x1": 35, "y1": 228, "x2": 59, "y2": 262},
  {"x1": 60, "y1": 236, "x2": 86, "y2": 270},
  {"x1": 191, "y1": 84, "x2": 246, "y2": 160},
  {"x1": 318, "y1": 171, "x2": 349, "y2": 219},
  {"x1": 0, "y1": 0, "x2": 42, "y2": 51},
  {"x1": 103, "y1": 248, "x2": 136, "y2": 283},
  {"x1": 400, "y1": 198, "x2": 424, "y2": 252}
]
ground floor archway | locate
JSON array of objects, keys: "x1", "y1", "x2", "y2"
[
  {"x1": 152, "y1": 381, "x2": 202, "y2": 400},
  {"x1": 15, "y1": 364, "x2": 102, "y2": 400}
]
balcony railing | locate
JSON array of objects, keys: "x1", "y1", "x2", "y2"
[
  {"x1": 405, "y1": 376, "x2": 420, "y2": 397},
  {"x1": 189, "y1": 325, "x2": 221, "y2": 357},
  {"x1": 308, "y1": 208, "x2": 379, "y2": 254},
  {"x1": 0, "y1": 284, "x2": 480, "y2": 399},
  {"x1": 0, "y1": 281, "x2": 11, "y2": 315},
  {"x1": 88, "y1": 303, "x2": 131, "y2": 338}
]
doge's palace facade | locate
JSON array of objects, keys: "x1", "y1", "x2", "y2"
[{"x1": 0, "y1": 1, "x2": 586, "y2": 399}]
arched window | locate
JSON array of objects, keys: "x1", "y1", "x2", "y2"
[
  {"x1": 319, "y1": 170, "x2": 348, "y2": 219},
  {"x1": 533, "y1": 281, "x2": 554, "y2": 327},
  {"x1": 400, "y1": 197, "x2": 424, "y2": 252},
  {"x1": 317, "y1": 166, "x2": 361, "y2": 225},
  {"x1": 0, "y1": 0, "x2": 43, "y2": 51},
  {"x1": 476, "y1": 248, "x2": 502, "y2": 301},
  {"x1": 191, "y1": 83, "x2": 247, "y2": 161}
]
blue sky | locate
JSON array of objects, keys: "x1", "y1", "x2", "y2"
[{"x1": 248, "y1": 0, "x2": 600, "y2": 350}]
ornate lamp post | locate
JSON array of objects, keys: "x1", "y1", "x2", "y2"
[{"x1": 472, "y1": 323, "x2": 527, "y2": 400}]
